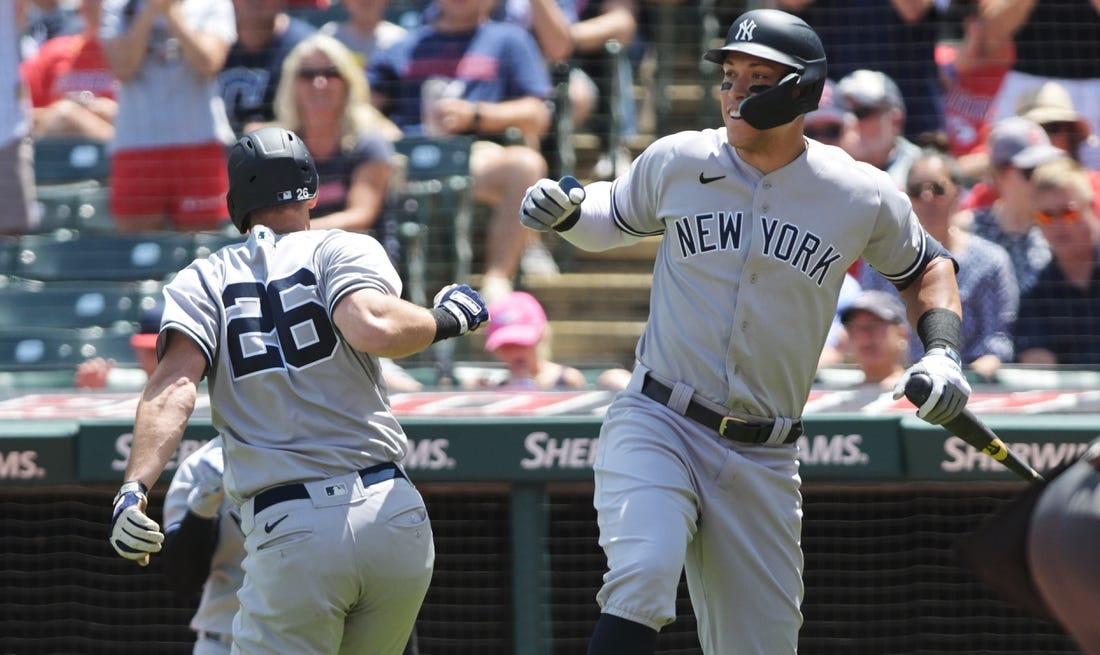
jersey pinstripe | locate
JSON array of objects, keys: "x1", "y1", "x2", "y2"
[
  {"x1": 611, "y1": 128, "x2": 929, "y2": 418},
  {"x1": 159, "y1": 226, "x2": 407, "y2": 504}
]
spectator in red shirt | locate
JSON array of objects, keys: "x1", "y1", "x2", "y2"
[{"x1": 19, "y1": 0, "x2": 119, "y2": 141}]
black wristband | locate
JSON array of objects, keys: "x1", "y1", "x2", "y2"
[
  {"x1": 553, "y1": 207, "x2": 582, "y2": 232},
  {"x1": 431, "y1": 307, "x2": 462, "y2": 343},
  {"x1": 917, "y1": 308, "x2": 962, "y2": 352}
]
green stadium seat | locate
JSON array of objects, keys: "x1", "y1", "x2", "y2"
[
  {"x1": 191, "y1": 229, "x2": 247, "y2": 259},
  {"x1": 392, "y1": 136, "x2": 476, "y2": 305},
  {"x1": 13, "y1": 230, "x2": 196, "y2": 282},
  {"x1": 0, "y1": 326, "x2": 82, "y2": 371},
  {"x1": 33, "y1": 180, "x2": 113, "y2": 233},
  {"x1": 0, "y1": 279, "x2": 160, "y2": 330},
  {"x1": 76, "y1": 325, "x2": 142, "y2": 366},
  {"x1": 33, "y1": 137, "x2": 110, "y2": 184},
  {"x1": 0, "y1": 236, "x2": 18, "y2": 277}
]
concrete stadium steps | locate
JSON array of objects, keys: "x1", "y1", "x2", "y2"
[
  {"x1": 522, "y1": 272, "x2": 652, "y2": 321},
  {"x1": 554, "y1": 235, "x2": 660, "y2": 275}
]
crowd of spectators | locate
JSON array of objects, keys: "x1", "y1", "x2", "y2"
[{"x1": 9, "y1": 0, "x2": 1100, "y2": 382}]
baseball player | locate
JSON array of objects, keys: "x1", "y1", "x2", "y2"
[
  {"x1": 160, "y1": 437, "x2": 242, "y2": 655},
  {"x1": 160, "y1": 437, "x2": 422, "y2": 655},
  {"x1": 108, "y1": 126, "x2": 489, "y2": 654},
  {"x1": 521, "y1": 9, "x2": 971, "y2": 654}
]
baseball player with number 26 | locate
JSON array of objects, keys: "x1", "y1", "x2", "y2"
[
  {"x1": 522, "y1": 9, "x2": 970, "y2": 654},
  {"x1": 108, "y1": 126, "x2": 489, "y2": 654}
]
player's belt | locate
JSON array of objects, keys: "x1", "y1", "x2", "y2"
[
  {"x1": 251, "y1": 462, "x2": 406, "y2": 515},
  {"x1": 640, "y1": 374, "x2": 802, "y2": 445}
]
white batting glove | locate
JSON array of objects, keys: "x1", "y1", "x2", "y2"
[
  {"x1": 186, "y1": 456, "x2": 225, "y2": 519},
  {"x1": 109, "y1": 481, "x2": 163, "y2": 566},
  {"x1": 521, "y1": 176, "x2": 585, "y2": 232},
  {"x1": 893, "y1": 347, "x2": 971, "y2": 425},
  {"x1": 433, "y1": 284, "x2": 489, "y2": 334}
]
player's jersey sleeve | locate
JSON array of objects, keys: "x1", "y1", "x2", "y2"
[
  {"x1": 609, "y1": 132, "x2": 691, "y2": 237},
  {"x1": 159, "y1": 258, "x2": 223, "y2": 369},
  {"x1": 313, "y1": 231, "x2": 402, "y2": 314},
  {"x1": 857, "y1": 164, "x2": 937, "y2": 290}
]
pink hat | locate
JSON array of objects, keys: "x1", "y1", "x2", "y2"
[{"x1": 485, "y1": 291, "x2": 547, "y2": 352}]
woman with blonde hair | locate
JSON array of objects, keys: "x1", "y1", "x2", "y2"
[{"x1": 271, "y1": 33, "x2": 402, "y2": 234}]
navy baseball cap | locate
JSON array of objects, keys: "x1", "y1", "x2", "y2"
[
  {"x1": 840, "y1": 291, "x2": 906, "y2": 325},
  {"x1": 130, "y1": 303, "x2": 164, "y2": 351},
  {"x1": 988, "y1": 116, "x2": 1067, "y2": 169}
]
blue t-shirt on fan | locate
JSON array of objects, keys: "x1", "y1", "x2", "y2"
[{"x1": 367, "y1": 21, "x2": 552, "y2": 135}]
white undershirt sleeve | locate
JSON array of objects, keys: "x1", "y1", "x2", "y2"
[{"x1": 556, "y1": 181, "x2": 645, "y2": 252}]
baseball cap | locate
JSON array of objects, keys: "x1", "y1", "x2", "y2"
[
  {"x1": 805, "y1": 79, "x2": 844, "y2": 125},
  {"x1": 484, "y1": 291, "x2": 547, "y2": 352},
  {"x1": 1016, "y1": 81, "x2": 1090, "y2": 131},
  {"x1": 840, "y1": 291, "x2": 906, "y2": 326},
  {"x1": 988, "y1": 116, "x2": 1066, "y2": 169},
  {"x1": 129, "y1": 303, "x2": 163, "y2": 351},
  {"x1": 836, "y1": 69, "x2": 905, "y2": 114}
]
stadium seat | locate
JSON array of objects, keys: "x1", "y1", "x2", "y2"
[
  {"x1": 33, "y1": 137, "x2": 110, "y2": 184},
  {"x1": 0, "y1": 236, "x2": 18, "y2": 277},
  {"x1": 191, "y1": 229, "x2": 246, "y2": 259},
  {"x1": 76, "y1": 325, "x2": 142, "y2": 366},
  {"x1": 33, "y1": 180, "x2": 113, "y2": 233},
  {"x1": 392, "y1": 136, "x2": 476, "y2": 305},
  {"x1": 0, "y1": 279, "x2": 159, "y2": 330},
  {"x1": 13, "y1": 230, "x2": 196, "y2": 282},
  {"x1": 0, "y1": 326, "x2": 83, "y2": 371}
]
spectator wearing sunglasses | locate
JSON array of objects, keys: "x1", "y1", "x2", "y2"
[
  {"x1": 1015, "y1": 157, "x2": 1100, "y2": 366},
  {"x1": 859, "y1": 148, "x2": 1018, "y2": 380},
  {"x1": 217, "y1": 0, "x2": 317, "y2": 138},
  {"x1": 962, "y1": 117, "x2": 1063, "y2": 296},
  {"x1": 835, "y1": 69, "x2": 921, "y2": 189}
]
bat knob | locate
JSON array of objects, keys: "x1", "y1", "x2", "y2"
[
  {"x1": 559, "y1": 175, "x2": 585, "y2": 204},
  {"x1": 904, "y1": 372, "x2": 934, "y2": 406}
]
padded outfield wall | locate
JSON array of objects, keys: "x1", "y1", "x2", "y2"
[{"x1": 1, "y1": 385, "x2": 1094, "y2": 654}]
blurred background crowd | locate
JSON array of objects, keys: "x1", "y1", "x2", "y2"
[{"x1": 4, "y1": 0, "x2": 1100, "y2": 391}]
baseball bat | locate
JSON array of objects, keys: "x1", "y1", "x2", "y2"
[{"x1": 904, "y1": 373, "x2": 1044, "y2": 482}]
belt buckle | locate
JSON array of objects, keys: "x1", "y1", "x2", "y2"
[{"x1": 718, "y1": 415, "x2": 747, "y2": 438}]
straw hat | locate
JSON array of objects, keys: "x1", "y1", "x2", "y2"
[{"x1": 1016, "y1": 82, "x2": 1091, "y2": 135}]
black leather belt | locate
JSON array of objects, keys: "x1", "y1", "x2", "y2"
[
  {"x1": 252, "y1": 462, "x2": 406, "y2": 515},
  {"x1": 640, "y1": 373, "x2": 802, "y2": 445}
]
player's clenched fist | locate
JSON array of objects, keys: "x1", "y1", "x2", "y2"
[
  {"x1": 521, "y1": 176, "x2": 586, "y2": 232},
  {"x1": 109, "y1": 481, "x2": 163, "y2": 566},
  {"x1": 433, "y1": 284, "x2": 489, "y2": 336},
  {"x1": 893, "y1": 347, "x2": 971, "y2": 425}
]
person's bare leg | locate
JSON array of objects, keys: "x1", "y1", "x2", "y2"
[{"x1": 471, "y1": 144, "x2": 548, "y2": 299}]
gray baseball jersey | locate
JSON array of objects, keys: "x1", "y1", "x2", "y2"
[
  {"x1": 162, "y1": 437, "x2": 242, "y2": 651},
  {"x1": 558, "y1": 127, "x2": 936, "y2": 653},
  {"x1": 610, "y1": 128, "x2": 926, "y2": 419},
  {"x1": 159, "y1": 226, "x2": 408, "y2": 505}
]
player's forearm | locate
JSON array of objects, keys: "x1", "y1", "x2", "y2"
[
  {"x1": 898, "y1": 256, "x2": 963, "y2": 330},
  {"x1": 125, "y1": 377, "x2": 199, "y2": 489}
]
